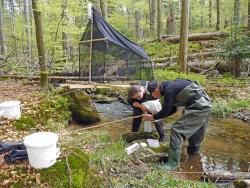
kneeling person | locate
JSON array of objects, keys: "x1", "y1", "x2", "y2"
[{"x1": 128, "y1": 85, "x2": 165, "y2": 142}]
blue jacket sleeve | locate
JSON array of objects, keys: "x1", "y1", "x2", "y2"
[{"x1": 153, "y1": 88, "x2": 177, "y2": 120}]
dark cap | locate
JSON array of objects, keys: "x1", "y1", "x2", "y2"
[{"x1": 147, "y1": 80, "x2": 158, "y2": 94}]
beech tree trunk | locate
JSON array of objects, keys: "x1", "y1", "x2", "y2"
[
  {"x1": 23, "y1": 0, "x2": 31, "y2": 58},
  {"x1": 157, "y1": 0, "x2": 162, "y2": 41},
  {"x1": 233, "y1": 56, "x2": 241, "y2": 78},
  {"x1": 62, "y1": 0, "x2": 70, "y2": 60},
  {"x1": 234, "y1": 0, "x2": 240, "y2": 25},
  {"x1": 100, "y1": 0, "x2": 107, "y2": 20},
  {"x1": 150, "y1": 0, "x2": 157, "y2": 36},
  {"x1": 178, "y1": 0, "x2": 190, "y2": 73},
  {"x1": 216, "y1": 0, "x2": 220, "y2": 30},
  {"x1": 248, "y1": 0, "x2": 250, "y2": 31},
  {"x1": 209, "y1": 0, "x2": 212, "y2": 28},
  {"x1": 166, "y1": 0, "x2": 175, "y2": 34},
  {"x1": 135, "y1": 10, "x2": 143, "y2": 40},
  {"x1": 32, "y1": 0, "x2": 48, "y2": 88},
  {"x1": 0, "y1": 0, "x2": 6, "y2": 54},
  {"x1": 200, "y1": 0, "x2": 205, "y2": 29},
  {"x1": 10, "y1": 0, "x2": 17, "y2": 54}
]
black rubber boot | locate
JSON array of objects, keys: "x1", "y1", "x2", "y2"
[
  {"x1": 0, "y1": 141, "x2": 26, "y2": 154},
  {"x1": 155, "y1": 121, "x2": 165, "y2": 142},
  {"x1": 4, "y1": 149, "x2": 28, "y2": 164},
  {"x1": 187, "y1": 146, "x2": 200, "y2": 158}
]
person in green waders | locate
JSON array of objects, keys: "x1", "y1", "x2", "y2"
[{"x1": 142, "y1": 79, "x2": 211, "y2": 170}]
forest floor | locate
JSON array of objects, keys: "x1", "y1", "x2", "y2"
[{"x1": 0, "y1": 78, "x2": 249, "y2": 187}]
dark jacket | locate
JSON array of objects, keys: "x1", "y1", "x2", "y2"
[{"x1": 153, "y1": 79, "x2": 192, "y2": 120}]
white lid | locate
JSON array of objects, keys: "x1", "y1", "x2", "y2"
[
  {"x1": 0, "y1": 101, "x2": 20, "y2": 108},
  {"x1": 24, "y1": 132, "x2": 59, "y2": 148}
]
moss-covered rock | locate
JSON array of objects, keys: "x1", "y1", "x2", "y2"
[
  {"x1": 41, "y1": 148, "x2": 102, "y2": 188},
  {"x1": 65, "y1": 90, "x2": 100, "y2": 124}
]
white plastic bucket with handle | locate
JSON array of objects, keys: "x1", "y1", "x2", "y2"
[
  {"x1": 24, "y1": 132, "x2": 60, "y2": 169},
  {"x1": 0, "y1": 101, "x2": 21, "y2": 120}
]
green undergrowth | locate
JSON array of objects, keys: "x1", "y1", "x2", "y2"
[
  {"x1": 212, "y1": 99, "x2": 250, "y2": 118},
  {"x1": 144, "y1": 41, "x2": 202, "y2": 59},
  {"x1": 112, "y1": 168, "x2": 215, "y2": 188},
  {"x1": 154, "y1": 69, "x2": 206, "y2": 85},
  {"x1": 215, "y1": 73, "x2": 249, "y2": 84},
  {"x1": 13, "y1": 89, "x2": 71, "y2": 131}
]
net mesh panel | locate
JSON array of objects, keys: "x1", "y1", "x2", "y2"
[{"x1": 79, "y1": 18, "x2": 154, "y2": 82}]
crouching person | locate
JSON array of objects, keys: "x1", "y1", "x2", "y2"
[
  {"x1": 143, "y1": 79, "x2": 211, "y2": 170},
  {"x1": 128, "y1": 85, "x2": 165, "y2": 142}
]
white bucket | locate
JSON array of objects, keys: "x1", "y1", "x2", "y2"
[
  {"x1": 147, "y1": 139, "x2": 160, "y2": 148},
  {"x1": 144, "y1": 121, "x2": 152, "y2": 132},
  {"x1": 0, "y1": 101, "x2": 21, "y2": 120},
  {"x1": 24, "y1": 132, "x2": 60, "y2": 169}
]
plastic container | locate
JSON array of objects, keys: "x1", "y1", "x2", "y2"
[
  {"x1": 144, "y1": 121, "x2": 152, "y2": 132},
  {"x1": 24, "y1": 132, "x2": 60, "y2": 169},
  {"x1": 147, "y1": 139, "x2": 160, "y2": 148},
  {"x1": 141, "y1": 99, "x2": 162, "y2": 115},
  {"x1": 0, "y1": 101, "x2": 21, "y2": 120},
  {"x1": 125, "y1": 143, "x2": 140, "y2": 155}
]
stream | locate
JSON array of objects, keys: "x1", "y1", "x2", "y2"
[{"x1": 71, "y1": 101, "x2": 250, "y2": 181}]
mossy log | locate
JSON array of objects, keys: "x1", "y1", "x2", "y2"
[
  {"x1": 65, "y1": 89, "x2": 101, "y2": 124},
  {"x1": 203, "y1": 170, "x2": 250, "y2": 181},
  {"x1": 122, "y1": 131, "x2": 159, "y2": 143},
  {"x1": 141, "y1": 153, "x2": 168, "y2": 163}
]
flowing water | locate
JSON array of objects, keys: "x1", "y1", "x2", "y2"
[{"x1": 71, "y1": 101, "x2": 250, "y2": 180}]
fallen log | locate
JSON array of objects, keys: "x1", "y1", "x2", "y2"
[
  {"x1": 152, "y1": 51, "x2": 217, "y2": 63},
  {"x1": 122, "y1": 131, "x2": 159, "y2": 143},
  {"x1": 162, "y1": 32, "x2": 229, "y2": 43},
  {"x1": 203, "y1": 170, "x2": 250, "y2": 181}
]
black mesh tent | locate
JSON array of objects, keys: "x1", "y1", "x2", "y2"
[{"x1": 79, "y1": 7, "x2": 154, "y2": 82}]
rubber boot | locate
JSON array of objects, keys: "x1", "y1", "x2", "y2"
[
  {"x1": 0, "y1": 141, "x2": 26, "y2": 154},
  {"x1": 4, "y1": 149, "x2": 28, "y2": 164},
  {"x1": 160, "y1": 149, "x2": 181, "y2": 170},
  {"x1": 155, "y1": 122, "x2": 165, "y2": 142},
  {"x1": 187, "y1": 146, "x2": 200, "y2": 158}
]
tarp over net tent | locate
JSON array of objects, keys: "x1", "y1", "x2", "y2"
[{"x1": 79, "y1": 7, "x2": 154, "y2": 82}]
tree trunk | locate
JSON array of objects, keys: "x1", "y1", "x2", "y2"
[
  {"x1": 216, "y1": 0, "x2": 220, "y2": 30},
  {"x1": 62, "y1": 0, "x2": 70, "y2": 60},
  {"x1": 23, "y1": 0, "x2": 31, "y2": 58},
  {"x1": 10, "y1": 0, "x2": 17, "y2": 54},
  {"x1": 150, "y1": 0, "x2": 157, "y2": 36},
  {"x1": 248, "y1": 0, "x2": 250, "y2": 31},
  {"x1": 100, "y1": 0, "x2": 107, "y2": 20},
  {"x1": 28, "y1": 0, "x2": 33, "y2": 57},
  {"x1": 157, "y1": 0, "x2": 162, "y2": 41},
  {"x1": 200, "y1": 0, "x2": 205, "y2": 30},
  {"x1": 203, "y1": 170, "x2": 250, "y2": 181},
  {"x1": 209, "y1": 0, "x2": 212, "y2": 28},
  {"x1": 0, "y1": 1, "x2": 6, "y2": 54},
  {"x1": 234, "y1": 0, "x2": 240, "y2": 25},
  {"x1": 178, "y1": 0, "x2": 190, "y2": 73},
  {"x1": 162, "y1": 32, "x2": 228, "y2": 42},
  {"x1": 234, "y1": 56, "x2": 241, "y2": 78},
  {"x1": 32, "y1": 0, "x2": 48, "y2": 88},
  {"x1": 166, "y1": 0, "x2": 175, "y2": 34},
  {"x1": 135, "y1": 10, "x2": 143, "y2": 40}
]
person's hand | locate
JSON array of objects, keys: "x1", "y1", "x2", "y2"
[
  {"x1": 140, "y1": 105, "x2": 148, "y2": 113},
  {"x1": 142, "y1": 114, "x2": 154, "y2": 121},
  {"x1": 133, "y1": 102, "x2": 140, "y2": 108}
]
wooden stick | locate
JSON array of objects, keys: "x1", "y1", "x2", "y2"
[
  {"x1": 70, "y1": 115, "x2": 142, "y2": 132},
  {"x1": 78, "y1": 38, "x2": 107, "y2": 44}
]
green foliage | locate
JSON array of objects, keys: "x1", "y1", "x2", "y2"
[
  {"x1": 212, "y1": 99, "x2": 250, "y2": 118},
  {"x1": 41, "y1": 148, "x2": 102, "y2": 188},
  {"x1": 13, "y1": 90, "x2": 71, "y2": 131},
  {"x1": 216, "y1": 27, "x2": 250, "y2": 60},
  {"x1": 13, "y1": 115, "x2": 36, "y2": 131},
  {"x1": 216, "y1": 73, "x2": 249, "y2": 84},
  {"x1": 154, "y1": 69, "x2": 206, "y2": 84},
  {"x1": 144, "y1": 41, "x2": 202, "y2": 59},
  {"x1": 113, "y1": 168, "x2": 215, "y2": 188},
  {"x1": 90, "y1": 138, "x2": 127, "y2": 167}
]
